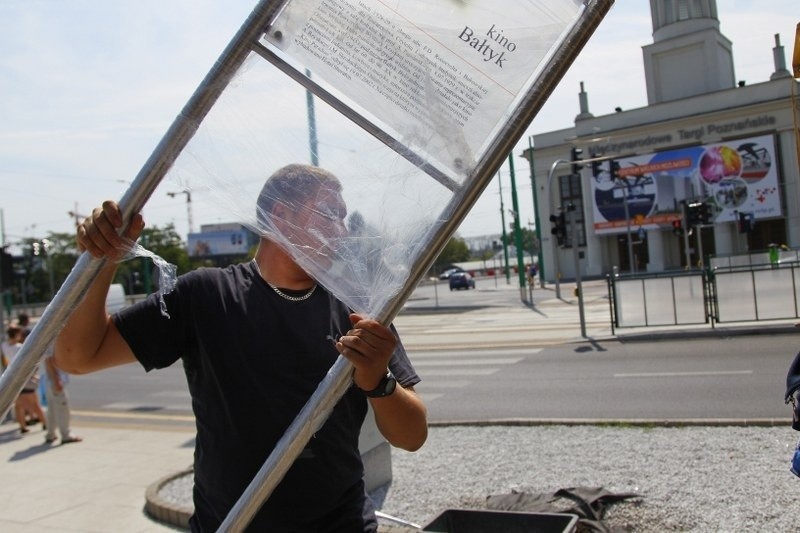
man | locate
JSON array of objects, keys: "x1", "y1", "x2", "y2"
[{"x1": 56, "y1": 164, "x2": 428, "y2": 532}]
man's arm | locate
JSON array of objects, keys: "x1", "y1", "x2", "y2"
[
  {"x1": 367, "y1": 384, "x2": 427, "y2": 452},
  {"x1": 336, "y1": 314, "x2": 428, "y2": 452},
  {"x1": 55, "y1": 201, "x2": 144, "y2": 374}
]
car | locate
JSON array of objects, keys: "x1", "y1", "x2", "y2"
[
  {"x1": 438, "y1": 267, "x2": 465, "y2": 280},
  {"x1": 449, "y1": 272, "x2": 475, "y2": 290}
]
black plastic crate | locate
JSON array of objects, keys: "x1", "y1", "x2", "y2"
[{"x1": 422, "y1": 509, "x2": 578, "y2": 533}]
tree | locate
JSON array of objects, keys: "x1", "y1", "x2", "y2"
[
  {"x1": 9, "y1": 233, "x2": 80, "y2": 303},
  {"x1": 433, "y1": 236, "x2": 470, "y2": 272},
  {"x1": 115, "y1": 223, "x2": 193, "y2": 294},
  {"x1": 7, "y1": 224, "x2": 213, "y2": 303},
  {"x1": 500, "y1": 228, "x2": 540, "y2": 259}
]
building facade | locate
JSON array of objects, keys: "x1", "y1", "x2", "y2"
[{"x1": 523, "y1": 0, "x2": 799, "y2": 281}]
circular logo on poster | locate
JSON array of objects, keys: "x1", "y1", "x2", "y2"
[
  {"x1": 699, "y1": 145, "x2": 741, "y2": 184},
  {"x1": 736, "y1": 141, "x2": 772, "y2": 183},
  {"x1": 594, "y1": 178, "x2": 656, "y2": 223},
  {"x1": 713, "y1": 177, "x2": 748, "y2": 209}
]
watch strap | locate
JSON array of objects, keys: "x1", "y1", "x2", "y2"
[{"x1": 362, "y1": 371, "x2": 397, "y2": 398}]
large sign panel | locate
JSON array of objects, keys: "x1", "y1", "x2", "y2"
[
  {"x1": 188, "y1": 229, "x2": 252, "y2": 257},
  {"x1": 590, "y1": 134, "x2": 780, "y2": 235},
  {"x1": 263, "y1": 0, "x2": 581, "y2": 181}
]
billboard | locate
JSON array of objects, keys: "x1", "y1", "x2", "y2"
[
  {"x1": 590, "y1": 134, "x2": 780, "y2": 235},
  {"x1": 188, "y1": 229, "x2": 252, "y2": 257}
]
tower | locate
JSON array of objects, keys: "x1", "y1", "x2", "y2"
[{"x1": 643, "y1": 0, "x2": 735, "y2": 104}]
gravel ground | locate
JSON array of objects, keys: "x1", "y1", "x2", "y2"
[
  {"x1": 377, "y1": 425, "x2": 800, "y2": 532},
  {"x1": 159, "y1": 424, "x2": 800, "y2": 531}
]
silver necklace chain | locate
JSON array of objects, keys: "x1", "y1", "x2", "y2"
[{"x1": 253, "y1": 259, "x2": 317, "y2": 302}]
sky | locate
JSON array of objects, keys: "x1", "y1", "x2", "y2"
[{"x1": 0, "y1": 1, "x2": 797, "y2": 254}]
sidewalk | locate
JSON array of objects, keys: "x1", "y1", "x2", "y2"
[
  {"x1": 0, "y1": 422, "x2": 193, "y2": 532},
  {"x1": 395, "y1": 277, "x2": 799, "y2": 350},
  {"x1": 0, "y1": 278, "x2": 795, "y2": 532}
]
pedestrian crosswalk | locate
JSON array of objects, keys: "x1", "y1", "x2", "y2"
[{"x1": 410, "y1": 348, "x2": 541, "y2": 402}]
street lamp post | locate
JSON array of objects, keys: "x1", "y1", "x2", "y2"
[
  {"x1": 547, "y1": 158, "x2": 591, "y2": 337},
  {"x1": 620, "y1": 181, "x2": 635, "y2": 273},
  {"x1": 567, "y1": 204, "x2": 587, "y2": 337},
  {"x1": 546, "y1": 159, "x2": 569, "y2": 299}
]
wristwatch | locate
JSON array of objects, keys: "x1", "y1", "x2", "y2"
[{"x1": 361, "y1": 371, "x2": 397, "y2": 398}]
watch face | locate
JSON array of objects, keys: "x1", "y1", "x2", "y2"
[
  {"x1": 365, "y1": 372, "x2": 396, "y2": 397},
  {"x1": 383, "y1": 375, "x2": 397, "y2": 396}
]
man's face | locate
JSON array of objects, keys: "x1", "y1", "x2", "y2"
[{"x1": 275, "y1": 184, "x2": 348, "y2": 261}]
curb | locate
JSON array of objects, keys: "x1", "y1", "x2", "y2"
[
  {"x1": 426, "y1": 417, "x2": 791, "y2": 428},
  {"x1": 145, "y1": 468, "x2": 193, "y2": 531},
  {"x1": 613, "y1": 324, "x2": 799, "y2": 343}
]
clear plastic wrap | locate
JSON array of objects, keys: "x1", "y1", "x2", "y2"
[{"x1": 154, "y1": 0, "x2": 583, "y2": 318}]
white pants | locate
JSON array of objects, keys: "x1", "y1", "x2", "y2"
[{"x1": 44, "y1": 385, "x2": 73, "y2": 440}]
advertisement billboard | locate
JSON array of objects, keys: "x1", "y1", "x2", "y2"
[
  {"x1": 188, "y1": 229, "x2": 252, "y2": 257},
  {"x1": 590, "y1": 134, "x2": 780, "y2": 235}
]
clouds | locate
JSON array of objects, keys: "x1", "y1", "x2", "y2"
[{"x1": 0, "y1": 1, "x2": 254, "y2": 245}]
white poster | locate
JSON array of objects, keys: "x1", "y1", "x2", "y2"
[{"x1": 262, "y1": 0, "x2": 582, "y2": 181}]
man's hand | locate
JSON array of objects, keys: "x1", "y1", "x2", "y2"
[
  {"x1": 78, "y1": 200, "x2": 145, "y2": 260},
  {"x1": 336, "y1": 313, "x2": 427, "y2": 451},
  {"x1": 336, "y1": 313, "x2": 396, "y2": 392}
]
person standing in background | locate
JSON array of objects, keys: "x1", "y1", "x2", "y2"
[
  {"x1": 41, "y1": 344, "x2": 82, "y2": 445},
  {"x1": 5, "y1": 326, "x2": 46, "y2": 434}
]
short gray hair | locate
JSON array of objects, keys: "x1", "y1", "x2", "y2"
[{"x1": 256, "y1": 164, "x2": 342, "y2": 228}]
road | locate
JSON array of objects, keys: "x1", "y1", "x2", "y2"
[
  {"x1": 64, "y1": 331, "x2": 796, "y2": 427},
  {"x1": 414, "y1": 335, "x2": 792, "y2": 422}
]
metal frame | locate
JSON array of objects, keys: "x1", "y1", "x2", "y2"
[
  {"x1": 0, "y1": 0, "x2": 615, "y2": 530},
  {"x1": 0, "y1": 0, "x2": 288, "y2": 422},
  {"x1": 224, "y1": 1, "x2": 614, "y2": 526}
]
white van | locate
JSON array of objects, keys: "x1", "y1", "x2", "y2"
[{"x1": 105, "y1": 284, "x2": 127, "y2": 314}]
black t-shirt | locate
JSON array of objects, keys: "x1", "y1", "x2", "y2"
[{"x1": 114, "y1": 261, "x2": 420, "y2": 532}]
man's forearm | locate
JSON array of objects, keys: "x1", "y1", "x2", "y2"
[{"x1": 371, "y1": 386, "x2": 428, "y2": 451}]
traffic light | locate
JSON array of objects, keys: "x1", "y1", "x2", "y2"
[
  {"x1": 686, "y1": 202, "x2": 702, "y2": 227},
  {"x1": 570, "y1": 147, "x2": 584, "y2": 175},
  {"x1": 671, "y1": 219, "x2": 683, "y2": 237},
  {"x1": 1, "y1": 247, "x2": 12, "y2": 289},
  {"x1": 550, "y1": 212, "x2": 566, "y2": 247},
  {"x1": 609, "y1": 159, "x2": 621, "y2": 180},
  {"x1": 737, "y1": 212, "x2": 754, "y2": 234},
  {"x1": 698, "y1": 202, "x2": 714, "y2": 225},
  {"x1": 590, "y1": 159, "x2": 603, "y2": 177}
]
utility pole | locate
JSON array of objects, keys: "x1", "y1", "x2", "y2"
[
  {"x1": 527, "y1": 137, "x2": 544, "y2": 287},
  {"x1": 681, "y1": 202, "x2": 691, "y2": 268},
  {"x1": 507, "y1": 153, "x2": 527, "y2": 302},
  {"x1": 498, "y1": 171, "x2": 510, "y2": 283},
  {"x1": 167, "y1": 190, "x2": 194, "y2": 234},
  {"x1": 306, "y1": 68, "x2": 319, "y2": 166},
  {"x1": 67, "y1": 202, "x2": 84, "y2": 227}
]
